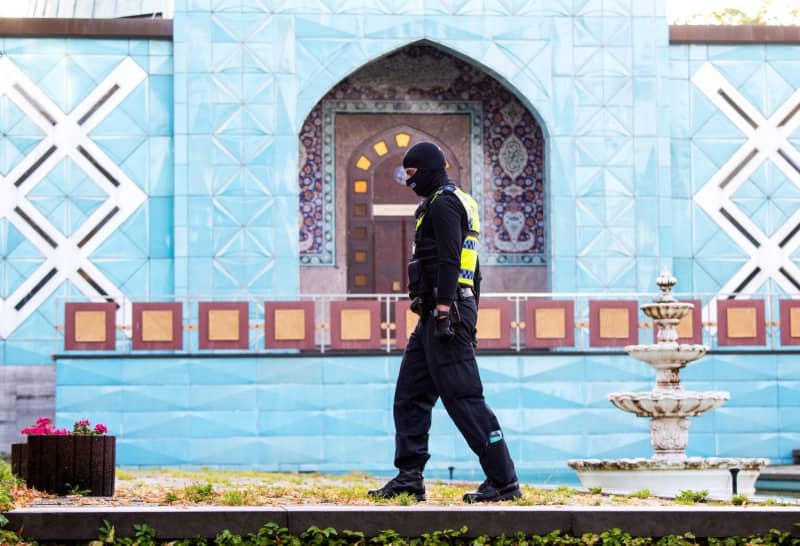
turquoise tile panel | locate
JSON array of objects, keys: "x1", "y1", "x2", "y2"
[
  {"x1": 57, "y1": 359, "x2": 123, "y2": 385},
  {"x1": 257, "y1": 384, "x2": 324, "y2": 410},
  {"x1": 120, "y1": 438, "x2": 190, "y2": 465},
  {"x1": 263, "y1": 436, "x2": 324, "y2": 464},
  {"x1": 712, "y1": 353, "x2": 777, "y2": 381},
  {"x1": 121, "y1": 359, "x2": 188, "y2": 385},
  {"x1": 123, "y1": 412, "x2": 191, "y2": 438},
  {"x1": 323, "y1": 384, "x2": 392, "y2": 411},
  {"x1": 188, "y1": 385, "x2": 257, "y2": 410},
  {"x1": 322, "y1": 410, "x2": 390, "y2": 435},
  {"x1": 123, "y1": 385, "x2": 190, "y2": 412},
  {"x1": 190, "y1": 411, "x2": 258, "y2": 437},
  {"x1": 778, "y1": 381, "x2": 800, "y2": 404},
  {"x1": 520, "y1": 382, "x2": 584, "y2": 408},
  {"x1": 188, "y1": 360, "x2": 257, "y2": 384},
  {"x1": 257, "y1": 410, "x2": 324, "y2": 435},
  {"x1": 586, "y1": 432, "x2": 650, "y2": 458},
  {"x1": 188, "y1": 437, "x2": 263, "y2": 464},
  {"x1": 321, "y1": 356, "x2": 390, "y2": 383},
  {"x1": 715, "y1": 407, "x2": 779, "y2": 433},
  {"x1": 717, "y1": 433, "x2": 779, "y2": 459},
  {"x1": 58, "y1": 386, "x2": 124, "y2": 412}
]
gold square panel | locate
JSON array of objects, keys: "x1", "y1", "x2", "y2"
[
  {"x1": 354, "y1": 250, "x2": 367, "y2": 263},
  {"x1": 373, "y1": 140, "x2": 388, "y2": 156},
  {"x1": 354, "y1": 180, "x2": 368, "y2": 193},
  {"x1": 677, "y1": 313, "x2": 693, "y2": 339},
  {"x1": 535, "y1": 308, "x2": 565, "y2": 339},
  {"x1": 340, "y1": 309, "x2": 372, "y2": 341},
  {"x1": 208, "y1": 309, "x2": 241, "y2": 341},
  {"x1": 477, "y1": 308, "x2": 501, "y2": 340},
  {"x1": 74, "y1": 311, "x2": 107, "y2": 342},
  {"x1": 599, "y1": 308, "x2": 629, "y2": 338},
  {"x1": 405, "y1": 309, "x2": 417, "y2": 339},
  {"x1": 274, "y1": 309, "x2": 306, "y2": 341},
  {"x1": 395, "y1": 133, "x2": 410, "y2": 147},
  {"x1": 727, "y1": 307, "x2": 756, "y2": 338},
  {"x1": 791, "y1": 308, "x2": 800, "y2": 338},
  {"x1": 141, "y1": 310, "x2": 174, "y2": 342},
  {"x1": 356, "y1": 156, "x2": 371, "y2": 170}
]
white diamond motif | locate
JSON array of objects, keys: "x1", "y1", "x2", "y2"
[
  {"x1": 0, "y1": 57, "x2": 147, "y2": 339},
  {"x1": 692, "y1": 62, "x2": 800, "y2": 314}
]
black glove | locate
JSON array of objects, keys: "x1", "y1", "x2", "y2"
[
  {"x1": 410, "y1": 296, "x2": 424, "y2": 316},
  {"x1": 433, "y1": 308, "x2": 455, "y2": 341}
]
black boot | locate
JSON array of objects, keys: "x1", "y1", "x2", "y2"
[
  {"x1": 463, "y1": 479, "x2": 521, "y2": 503},
  {"x1": 368, "y1": 469, "x2": 426, "y2": 501}
]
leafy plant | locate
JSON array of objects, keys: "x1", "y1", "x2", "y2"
[
  {"x1": 184, "y1": 482, "x2": 215, "y2": 502},
  {"x1": 163, "y1": 491, "x2": 179, "y2": 504},
  {"x1": 589, "y1": 486, "x2": 603, "y2": 494},
  {"x1": 731, "y1": 494, "x2": 747, "y2": 506},
  {"x1": 134, "y1": 523, "x2": 156, "y2": 546},
  {"x1": 631, "y1": 488, "x2": 650, "y2": 499},
  {"x1": 65, "y1": 482, "x2": 91, "y2": 496},
  {"x1": 675, "y1": 489, "x2": 708, "y2": 504}
]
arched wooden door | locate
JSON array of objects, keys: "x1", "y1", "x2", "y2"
[{"x1": 347, "y1": 126, "x2": 462, "y2": 294}]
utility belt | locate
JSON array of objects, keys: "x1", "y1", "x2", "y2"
[{"x1": 410, "y1": 286, "x2": 474, "y2": 317}]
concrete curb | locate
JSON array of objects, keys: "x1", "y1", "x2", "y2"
[{"x1": 4, "y1": 506, "x2": 800, "y2": 540}]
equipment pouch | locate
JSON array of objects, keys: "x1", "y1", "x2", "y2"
[{"x1": 407, "y1": 259, "x2": 425, "y2": 297}]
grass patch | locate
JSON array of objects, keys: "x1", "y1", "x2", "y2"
[
  {"x1": 116, "y1": 468, "x2": 135, "y2": 481},
  {"x1": 184, "y1": 482, "x2": 215, "y2": 502},
  {"x1": 676, "y1": 489, "x2": 709, "y2": 504},
  {"x1": 0, "y1": 461, "x2": 15, "y2": 510},
  {"x1": 631, "y1": 488, "x2": 650, "y2": 499}
]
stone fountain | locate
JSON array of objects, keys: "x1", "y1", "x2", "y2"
[{"x1": 568, "y1": 272, "x2": 768, "y2": 499}]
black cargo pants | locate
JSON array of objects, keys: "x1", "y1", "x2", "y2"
[{"x1": 392, "y1": 296, "x2": 517, "y2": 486}]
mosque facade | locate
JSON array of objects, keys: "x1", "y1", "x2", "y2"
[{"x1": 0, "y1": 2, "x2": 799, "y2": 482}]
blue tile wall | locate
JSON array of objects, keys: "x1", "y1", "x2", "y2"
[
  {"x1": 169, "y1": 1, "x2": 674, "y2": 295},
  {"x1": 56, "y1": 352, "x2": 800, "y2": 481},
  {"x1": 669, "y1": 42, "x2": 800, "y2": 306},
  {"x1": 0, "y1": 37, "x2": 173, "y2": 362}
]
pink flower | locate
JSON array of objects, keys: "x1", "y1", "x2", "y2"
[
  {"x1": 76, "y1": 419, "x2": 90, "y2": 428},
  {"x1": 93, "y1": 423, "x2": 108, "y2": 435}
]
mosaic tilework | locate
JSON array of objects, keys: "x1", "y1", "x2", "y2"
[
  {"x1": 670, "y1": 44, "x2": 800, "y2": 314},
  {"x1": 0, "y1": 38, "x2": 173, "y2": 359},
  {"x1": 299, "y1": 45, "x2": 546, "y2": 266},
  {"x1": 56, "y1": 351, "x2": 795, "y2": 479}
]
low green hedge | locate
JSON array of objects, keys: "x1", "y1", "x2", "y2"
[{"x1": 1, "y1": 521, "x2": 799, "y2": 546}]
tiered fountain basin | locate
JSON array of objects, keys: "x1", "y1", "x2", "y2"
[
  {"x1": 609, "y1": 391, "x2": 729, "y2": 417},
  {"x1": 569, "y1": 457, "x2": 769, "y2": 499},
  {"x1": 567, "y1": 273, "x2": 770, "y2": 499}
]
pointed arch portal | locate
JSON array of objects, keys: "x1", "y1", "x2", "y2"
[{"x1": 298, "y1": 43, "x2": 547, "y2": 293}]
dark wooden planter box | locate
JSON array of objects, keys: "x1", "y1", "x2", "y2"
[
  {"x1": 793, "y1": 449, "x2": 800, "y2": 465},
  {"x1": 11, "y1": 443, "x2": 28, "y2": 482},
  {"x1": 24, "y1": 435, "x2": 115, "y2": 496}
]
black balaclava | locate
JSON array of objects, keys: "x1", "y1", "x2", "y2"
[{"x1": 402, "y1": 142, "x2": 449, "y2": 197}]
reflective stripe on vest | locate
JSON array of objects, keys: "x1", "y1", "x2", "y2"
[{"x1": 416, "y1": 185, "x2": 480, "y2": 287}]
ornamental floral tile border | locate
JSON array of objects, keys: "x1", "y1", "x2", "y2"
[{"x1": 298, "y1": 44, "x2": 546, "y2": 267}]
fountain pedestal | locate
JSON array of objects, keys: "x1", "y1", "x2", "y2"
[{"x1": 568, "y1": 273, "x2": 768, "y2": 498}]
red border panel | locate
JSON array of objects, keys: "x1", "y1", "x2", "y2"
[
  {"x1": 475, "y1": 299, "x2": 512, "y2": 350},
  {"x1": 198, "y1": 302, "x2": 249, "y2": 350},
  {"x1": 780, "y1": 299, "x2": 800, "y2": 346},
  {"x1": 132, "y1": 302, "x2": 183, "y2": 350},
  {"x1": 64, "y1": 302, "x2": 116, "y2": 351},
  {"x1": 717, "y1": 299, "x2": 766, "y2": 346},
  {"x1": 264, "y1": 301, "x2": 316, "y2": 350},
  {"x1": 589, "y1": 300, "x2": 639, "y2": 348},
  {"x1": 525, "y1": 300, "x2": 575, "y2": 349},
  {"x1": 650, "y1": 299, "x2": 703, "y2": 344},
  {"x1": 329, "y1": 300, "x2": 382, "y2": 350}
]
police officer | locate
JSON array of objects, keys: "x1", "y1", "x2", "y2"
[{"x1": 368, "y1": 142, "x2": 521, "y2": 503}]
